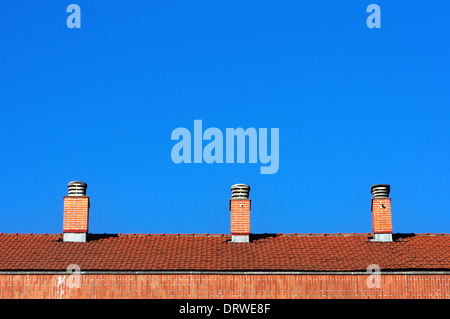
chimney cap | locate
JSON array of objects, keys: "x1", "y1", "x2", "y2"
[
  {"x1": 231, "y1": 184, "x2": 250, "y2": 199},
  {"x1": 371, "y1": 184, "x2": 390, "y2": 199},
  {"x1": 68, "y1": 181, "x2": 88, "y2": 196}
]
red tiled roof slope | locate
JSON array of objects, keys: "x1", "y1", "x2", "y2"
[{"x1": 0, "y1": 233, "x2": 449, "y2": 272}]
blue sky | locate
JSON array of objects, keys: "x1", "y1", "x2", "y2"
[{"x1": 0, "y1": 1, "x2": 449, "y2": 235}]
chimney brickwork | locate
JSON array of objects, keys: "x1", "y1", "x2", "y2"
[
  {"x1": 63, "y1": 181, "x2": 89, "y2": 242},
  {"x1": 230, "y1": 184, "x2": 251, "y2": 243},
  {"x1": 371, "y1": 184, "x2": 393, "y2": 242}
]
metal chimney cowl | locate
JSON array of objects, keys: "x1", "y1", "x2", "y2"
[
  {"x1": 231, "y1": 184, "x2": 250, "y2": 199},
  {"x1": 68, "y1": 181, "x2": 87, "y2": 196}
]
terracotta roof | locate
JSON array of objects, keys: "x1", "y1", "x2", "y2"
[{"x1": 0, "y1": 233, "x2": 449, "y2": 272}]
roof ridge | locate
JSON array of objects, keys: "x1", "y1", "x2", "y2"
[
  {"x1": 0, "y1": 232, "x2": 448, "y2": 237},
  {"x1": 0, "y1": 233, "x2": 62, "y2": 236}
]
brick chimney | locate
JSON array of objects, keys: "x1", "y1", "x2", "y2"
[
  {"x1": 371, "y1": 184, "x2": 393, "y2": 242},
  {"x1": 230, "y1": 184, "x2": 251, "y2": 243},
  {"x1": 63, "y1": 181, "x2": 89, "y2": 242}
]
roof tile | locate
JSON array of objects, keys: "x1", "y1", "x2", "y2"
[{"x1": 0, "y1": 233, "x2": 449, "y2": 271}]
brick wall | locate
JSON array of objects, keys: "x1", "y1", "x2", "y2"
[
  {"x1": 372, "y1": 198, "x2": 392, "y2": 234},
  {"x1": 0, "y1": 274, "x2": 448, "y2": 299},
  {"x1": 230, "y1": 199, "x2": 251, "y2": 236},
  {"x1": 63, "y1": 196, "x2": 89, "y2": 233}
]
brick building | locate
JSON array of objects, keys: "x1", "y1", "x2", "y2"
[{"x1": 0, "y1": 182, "x2": 448, "y2": 299}]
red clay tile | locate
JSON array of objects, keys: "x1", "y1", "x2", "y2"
[{"x1": 0, "y1": 233, "x2": 448, "y2": 271}]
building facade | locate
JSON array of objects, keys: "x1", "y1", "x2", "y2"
[{"x1": 0, "y1": 182, "x2": 448, "y2": 299}]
